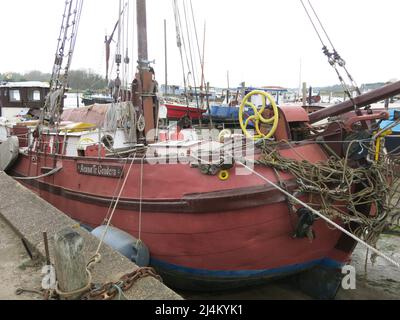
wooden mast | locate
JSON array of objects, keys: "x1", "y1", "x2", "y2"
[{"x1": 136, "y1": 0, "x2": 156, "y2": 142}]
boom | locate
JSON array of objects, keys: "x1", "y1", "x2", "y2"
[{"x1": 309, "y1": 81, "x2": 400, "y2": 124}]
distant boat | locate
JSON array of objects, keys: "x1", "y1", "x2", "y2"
[
  {"x1": 164, "y1": 102, "x2": 206, "y2": 121},
  {"x1": 203, "y1": 86, "x2": 289, "y2": 128},
  {"x1": 0, "y1": 81, "x2": 50, "y2": 119},
  {"x1": 81, "y1": 92, "x2": 114, "y2": 106}
]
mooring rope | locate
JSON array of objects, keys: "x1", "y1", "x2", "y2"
[
  {"x1": 88, "y1": 153, "x2": 137, "y2": 269},
  {"x1": 12, "y1": 167, "x2": 63, "y2": 180}
]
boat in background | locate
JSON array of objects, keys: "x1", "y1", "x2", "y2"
[
  {"x1": 203, "y1": 86, "x2": 290, "y2": 128},
  {"x1": 164, "y1": 102, "x2": 206, "y2": 122},
  {"x1": 81, "y1": 91, "x2": 114, "y2": 106},
  {"x1": 0, "y1": 81, "x2": 49, "y2": 120}
]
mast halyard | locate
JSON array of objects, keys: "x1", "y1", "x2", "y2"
[{"x1": 105, "y1": 2, "x2": 128, "y2": 83}]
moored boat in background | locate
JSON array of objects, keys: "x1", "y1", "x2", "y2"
[{"x1": 0, "y1": 81, "x2": 49, "y2": 120}]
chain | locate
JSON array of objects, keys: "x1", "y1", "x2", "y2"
[
  {"x1": 81, "y1": 267, "x2": 162, "y2": 301},
  {"x1": 17, "y1": 267, "x2": 162, "y2": 301}
]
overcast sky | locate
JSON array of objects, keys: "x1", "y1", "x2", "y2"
[{"x1": 0, "y1": 0, "x2": 398, "y2": 88}]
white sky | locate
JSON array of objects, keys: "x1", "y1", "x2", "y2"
[{"x1": 0, "y1": 0, "x2": 398, "y2": 88}]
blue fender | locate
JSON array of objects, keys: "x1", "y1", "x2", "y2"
[{"x1": 91, "y1": 226, "x2": 150, "y2": 267}]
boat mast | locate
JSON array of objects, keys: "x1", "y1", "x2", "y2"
[
  {"x1": 135, "y1": 0, "x2": 156, "y2": 142},
  {"x1": 137, "y1": 0, "x2": 148, "y2": 63}
]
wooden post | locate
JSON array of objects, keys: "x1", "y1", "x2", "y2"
[
  {"x1": 384, "y1": 98, "x2": 390, "y2": 110},
  {"x1": 206, "y1": 82, "x2": 213, "y2": 128},
  {"x1": 302, "y1": 82, "x2": 307, "y2": 106},
  {"x1": 54, "y1": 228, "x2": 89, "y2": 300}
]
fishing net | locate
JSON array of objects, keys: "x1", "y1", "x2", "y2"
[{"x1": 257, "y1": 140, "x2": 400, "y2": 248}]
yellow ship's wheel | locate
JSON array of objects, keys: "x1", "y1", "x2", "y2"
[{"x1": 239, "y1": 91, "x2": 279, "y2": 140}]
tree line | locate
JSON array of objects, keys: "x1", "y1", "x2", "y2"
[{"x1": 0, "y1": 69, "x2": 108, "y2": 91}]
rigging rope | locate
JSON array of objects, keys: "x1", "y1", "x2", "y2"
[
  {"x1": 306, "y1": 0, "x2": 362, "y2": 96},
  {"x1": 42, "y1": 0, "x2": 84, "y2": 125},
  {"x1": 182, "y1": 0, "x2": 200, "y2": 111},
  {"x1": 173, "y1": 0, "x2": 190, "y2": 107},
  {"x1": 299, "y1": 0, "x2": 363, "y2": 106},
  {"x1": 189, "y1": 0, "x2": 206, "y2": 90}
]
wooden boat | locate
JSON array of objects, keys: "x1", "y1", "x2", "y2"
[
  {"x1": 8, "y1": 82, "x2": 400, "y2": 298},
  {"x1": 81, "y1": 93, "x2": 114, "y2": 106},
  {"x1": 7, "y1": 110, "x2": 352, "y2": 296},
  {"x1": 164, "y1": 102, "x2": 206, "y2": 121},
  {"x1": 4, "y1": 0, "x2": 400, "y2": 299}
]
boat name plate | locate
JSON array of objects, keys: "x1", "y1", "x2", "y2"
[{"x1": 77, "y1": 163, "x2": 124, "y2": 178}]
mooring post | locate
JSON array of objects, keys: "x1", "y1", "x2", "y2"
[{"x1": 54, "y1": 228, "x2": 89, "y2": 300}]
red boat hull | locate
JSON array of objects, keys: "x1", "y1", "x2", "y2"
[
  {"x1": 9, "y1": 143, "x2": 356, "y2": 294},
  {"x1": 165, "y1": 103, "x2": 206, "y2": 120}
]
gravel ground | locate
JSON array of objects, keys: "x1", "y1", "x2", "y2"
[{"x1": 0, "y1": 219, "x2": 43, "y2": 300}]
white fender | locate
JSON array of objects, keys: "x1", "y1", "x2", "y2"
[{"x1": 0, "y1": 136, "x2": 19, "y2": 171}]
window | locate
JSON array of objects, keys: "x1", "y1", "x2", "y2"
[
  {"x1": 9, "y1": 90, "x2": 21, "y2": 102},
  {"x1": 28, "y1": 89, "x2": 41, "y2": 101}
]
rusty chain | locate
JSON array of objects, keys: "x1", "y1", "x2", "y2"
[
  {"x1": 80, "y1": 267, "x2": 162, "y2": 301},
  {"x1": 19, "y1": 267, "x2": 163, "y2": 301}
]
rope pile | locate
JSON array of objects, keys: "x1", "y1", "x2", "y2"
[
  {"x1": 257, "y1": 140, "x2": 400, "y2": 247},
  {"x1": 104, "y1": 102, "x2": 137, "y2": 143}
]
